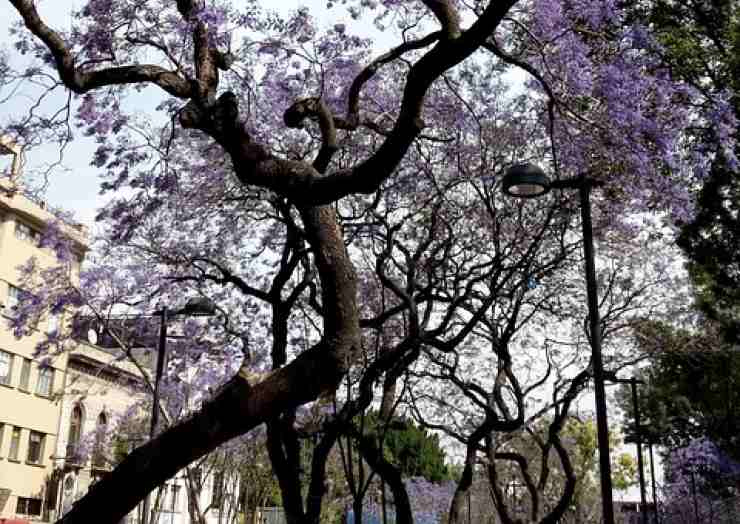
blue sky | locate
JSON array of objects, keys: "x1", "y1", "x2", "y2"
[{"x1": 1, "y1": 1, "x2": 103, "y2": 226}]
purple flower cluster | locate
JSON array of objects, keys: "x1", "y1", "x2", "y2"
[
  {"x1": 662, "y1": 438, "x2": 740, "y2": 522},
  {"x1": 350, "y1": 477, "x2": 455, "y2": 523},
  {"x1": 524, "y1": 0, "x2": 738, "y2": 229},
  {"x1": 404, "y1": 477, "x2": 456, "y2": 523}
]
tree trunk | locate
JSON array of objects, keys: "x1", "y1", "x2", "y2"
[
  {"x1": 58, "y1": 340, "x2": 352, "y2": 523},
  {"x1": 57, "y1": 206, "x2": 359, "y2": 524},
  {"x1": 448, "y1": 455, "x2": 475, "y2": 524}
]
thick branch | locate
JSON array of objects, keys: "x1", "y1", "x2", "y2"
[
  {"x1": 9, "y1": 0, "x2": 192, "y2": 98},
  {"x1": 58, "y1": 341, "x2": 347, "y2": 524},
  {"x1": 216, "y1": 2, "x2": 518, "y2": 206},
  {"x1": 355, "y1": 431, "x2": 414, "y2": 524},
  {"x1": 342, "y1": 31, "x2": 443, "y2": 128},
  {"x1": 283, "y1": 98, "x2": 338, "y2": 173},
  {"x1": 421, "y1": 0, "x2": 462, "y2": 38}
]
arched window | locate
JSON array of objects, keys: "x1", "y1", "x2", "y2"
[
  {"x1": 93, "y1": 412, "x2": 108, "y2": 469},
  {"x1": 67, "y1": 405, "x2": 83, "y2": 460}
]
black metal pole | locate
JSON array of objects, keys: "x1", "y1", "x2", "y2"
[
  {"x1": 150, "y1": 307, "x2": 169, "y2": 437},
  {"x1": 649, "y1": 442, "x2": 659, "y2": 523},
  {"x1": 690, "y1": 468, "x2": 699, "y2": 523},
  {"x1": 142, "y1": 307, "x2": 168, "y2": 524},
  {"x1": 631, "y1": 378, "x2": 648, "y2": 524},
  {"x1": 467, "y1": 488, "x2": 471, "y2": 524},
  {"x1": 579, "y1": 178, "x2": 615, "y2": 524}
]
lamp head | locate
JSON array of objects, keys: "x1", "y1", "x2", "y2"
[
  {"x1": 502, "y1": 163, "x2": 550, "y2": 198},
  {"x1": 179, "y1": 297, "x2": 217, "y2": 317}
]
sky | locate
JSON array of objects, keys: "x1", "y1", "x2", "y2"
[{"x1": 0, "y1": 0, "x2": 111, "y2": 227}]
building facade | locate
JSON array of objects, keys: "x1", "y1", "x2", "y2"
[
  {"x1": 51, "y1": 342, "x2": 145, "y2": 521},
  {"x1": 0, "y1": 139, "x2": 240, "y2": 524},
  {"x1": 0, "y1": 139, "x2": 88, "y2": 522}
]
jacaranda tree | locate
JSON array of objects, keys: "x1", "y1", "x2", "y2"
[{"x1": 1, "y1": 0, "x2": 736, "y2": 523}]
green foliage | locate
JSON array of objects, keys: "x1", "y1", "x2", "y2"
[
  {"x1": 564, "y1": 418, "x2": 597, "y2": 471},
  {"x1": 618, "y1": 320, "x2": 740, "y2": 461},
  {"x1": 112, "y1": 436, "x2": 131, "y2": 465},
  {"x1": 626, "y1": 0, "x2": 740, "y2": 344},
  {"x1": 612, "y1": 453, "x2": 638, "y2": 491},
  {"x1": 383, "y1": 417, "x2": 450, "y2": 482},
  {"x1": 369, "y1": 413, "x2": 451, "y2": 482},
  {"x1": 562, "y1": 419, "x2": 637, "y2": 492},
  {"x1": 679, "y1": 165, "x2": 740, "y2": 345}
]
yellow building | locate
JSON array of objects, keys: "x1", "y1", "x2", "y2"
[
  {"x1": 0, "y1": 138, "x2": 237, "y2": 524},
  {"x1": 0, "y1": 138, "x2": 88, "y2": 522}
]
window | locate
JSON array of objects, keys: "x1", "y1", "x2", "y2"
[
  {"x1": 9, "y1": 426, "x2": 21, "y2": 460},
  {"x1": 35, "y1": 366, "x2": 54, "y2": 396},
  {"x1": 211, "y1": 472, "x2": 224, "y2": 508},
  {"x1": 16, "y1": 497, "x2": 42, "y2": 516},
  {"x1": 169, "y1": 484, "x2": 181, "y2": 512},
  {"x1": 93, "y1": 412, "x2": 108, "y2": 468},
  {"x1": 48, "y1": 313, "x2": 60, "y2": 334},
  {"x1": 14, "y1": 221, "x2": 40, "y2": 244},
  {"x1": 27, "y1": 431, "x2": 45, "y2": 464},
  {"x1": 67, "y1": 405, "x2": 83, "y2": 459},
  {"x1": 0, "y1": 350, "x2": 12, "y2": 385},
  {"x1": 19, "y1": 358, "x2": 31, "y2": 390},
  {"x1": 6, "y1": 284, "x2": 24, "y2": 316}
]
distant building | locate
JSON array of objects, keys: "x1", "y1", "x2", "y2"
[{"x1": 51, "y1": 342, "x2": 145, "y2": 521}]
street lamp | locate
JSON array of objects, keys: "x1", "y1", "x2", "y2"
[
  {"x1": 142, "y1": 296, "x2": 217, "y2": 524},
  {"x1": 501, "y1": 164, "x2": 615, "y2": 524},
  {"x1": 605, "y1": 371, "x2": 648, "y2": 524},
  {"x1": 646, "y1": 433, "x2": 660, "y2": 523},
  {"x1": 148, "y1": 297, "x2": 217, "y2": 437}
]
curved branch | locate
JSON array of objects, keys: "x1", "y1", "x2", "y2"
[
  {"x1": 420, "y1": 0, "x2": 461, "y2": 38},
  {"x1": 283, "y1": 97, "x2": 338, "y2": 173},
  {"x1": 9, "y1": 0, "x2": 192, "y2": 98},
  {"x1": 341, "y1": 30, "x2": 444, "y2": 128}
]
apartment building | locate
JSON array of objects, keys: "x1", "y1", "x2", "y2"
[
  {"x1": 0, "y1": 139, "x2": 241, "y2": 524},
  {"x1": 0, "y1": 139, "x2": 89, "y2": 521}
]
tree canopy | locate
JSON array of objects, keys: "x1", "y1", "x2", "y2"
[
  {"x1": 0, "y1": 1, "x2": 736, "y2": 523},
  {"x1": 381, "y1": 416, "x2": 450, "y2": 483},
  {"x1": 624, "y1": 0, "x2": 740, "y2": 344},
  {"x1": 617, "y1": 320, "x2": 740, "y2": 462}
]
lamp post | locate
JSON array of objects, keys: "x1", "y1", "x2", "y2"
[
  {"x1": 605, "y1": 372, "x2": 648, "y2": 524},
  {"x1": 141, "y1": 297, "x2": 216, "y2": 524},
  {"x1": 501, "y1": 163, "x2": 614, "y2": 524},
  {"x1": 682, "y1": 465, "x2": 701, "y2": 524},
  {"x1": 647, "y1": 435, "x2": 660, "y2": 523}
]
